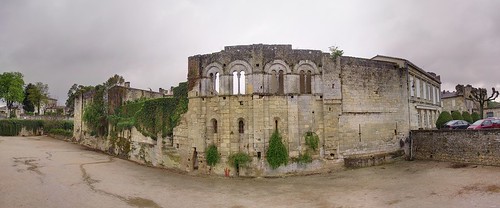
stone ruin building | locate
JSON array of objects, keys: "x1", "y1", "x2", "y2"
[{"x1": 74, "y1": 44, "x2": 442, "y2": 176}]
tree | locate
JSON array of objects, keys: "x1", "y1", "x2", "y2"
[
  {"x1": 462, "y1": 111, "x2": 473, "y2": 123},
  {"x1": 22, "y1": 83, "x2": 36, "y2": 113},
  {"x1": 329, "y1": 46, "x2": 344, "y2": 59},
  {"x1": 28, "y1": 82, "x2": 49, "y2": 115},
  {"x1": 0, "y1": 72, "x2": 25, "y2": 115},
  {"x1": 65, "y1": 84, "x2": 94, "y2": 115},
  {"x1": 104, "y1": 74, "x2": 125, "y2": 88},
  {"x1": 471, "y1": 112, "x2": 481, "y2": 122},
  {"x1": 451, "y1": 111, "x2": 463, "y2": 120},
  {"x1": 266, "y1": 130, "x2": 288, "y2": 169},
  {"x1": 436, "y1": 111, "x2": 453, "y2": 129},
  {"x1": 468, "y1": 87, "x2": 499, "y2": 119}
]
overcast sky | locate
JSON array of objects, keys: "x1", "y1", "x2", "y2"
[{"x1": 1, "y1": 0, "x2": 499, "y2": 105}]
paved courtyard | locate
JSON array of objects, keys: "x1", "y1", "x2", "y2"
[{"x1": 1, "y1": 136, "x2": 499, "y2": 208}]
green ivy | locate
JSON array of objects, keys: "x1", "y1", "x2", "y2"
[
  {"x1": 293, "y1": 152, "x2": 312, "y2": 164},
  {"x1": 304, "y1": 132, "x2": 319, "y2": 151},
  {"x1": 266, "y1": 130, "x2": 288, "y2": 169},
  {"x1": 228, "y1": 152, "x2": 251, "y2": 170},
  {"x1": 205, "y1": 144, "x2": 220, "y2": 167},
  {"x1": 106, "y1": 82, "x2": 189, "y2": 140},
  {"x1": 48, "y1": 128, "x2": 72, "y2": 137}
]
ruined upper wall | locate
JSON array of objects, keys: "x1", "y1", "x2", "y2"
[{"x1": 187, "y1": 44, "x2": 329, "y2": 91}]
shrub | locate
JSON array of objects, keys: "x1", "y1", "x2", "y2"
[
  {"x1": 266, "y1": 130, "x2": 288, "y2": 169},
  {"x1": 436, "y1": 111, "x2": 453, "y2": 129},
  {"x1": 305, "y1": 132, "x2": 319, "y2": 151},
  {"x1": 205, "y1": 144, "x2": 220, "y2": 167},
  {"x1": 48, "y1": 128, "x2": 72, "y2": 137},
  {"x1": 451, "y1": 111, "x2": 464, "y2": 120},
  {"x1": 228, "y1": 152, "x2": 251, "y2": 170},
  {"x1": 293, "y1": 152, "x2": 312, "y2": 164},
  {"x1": 462, "y1": 111, "x2": 473, "y2": 123},
  {"x1": 471, "y1": 112, "x2": 481, "y2": 122}
]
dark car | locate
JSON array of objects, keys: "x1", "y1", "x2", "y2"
[
  {"x1": 442, "y1": 120, "x2": 470, "y2": 129},
  {"x1": 467, "y1": 118, "x2": 500, "y2": 129}
]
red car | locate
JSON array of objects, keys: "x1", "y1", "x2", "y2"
[{"x1": 467, "y1": 118, "x2": 500, "y2": 129}]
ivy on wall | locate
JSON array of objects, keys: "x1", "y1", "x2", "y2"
[{"x1": 266, "y1": 130, "x2": 289, "y2": 169}]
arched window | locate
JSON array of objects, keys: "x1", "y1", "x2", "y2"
[
  {"x1": 270, "y1": 70, "x2": 278, "y2": 94},
  {"x1": 209, "y1": 73, "x2": 215, "y2": 94},
  {"x1": 306, "y1": 70, "x2": 312, "y2": 94},
  {"x1": 239, "y1": 71, "x2": 245, "y2": 94},
  {"x1": 232, "y1": 71, "x2": 239, "y2": 95},
  {"x1": 299, "y1": 71, "x2": 305, "y2": 94},
  {"x1": 215, "y1": 72, "x2": 220, "y2": 93},
  {"x1": 212, "y1": 119, "x2": 218, "y2": 134},
  {"x1": 238, "y1": 120, "x2": 244, "y2": 134},
  {"x1": 275, "y1": 119, "x2": 278, "y2": 131},
  {"x1": 278, "y1": 70, "x2": 284, "y2": 95}
]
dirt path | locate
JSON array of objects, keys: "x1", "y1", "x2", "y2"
[{"x1": 1, "y1": 136, "x2": 499, "y2": 208}]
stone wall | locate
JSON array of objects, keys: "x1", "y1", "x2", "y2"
[{"x1": 411, "y1": 129, "x2": 500, "y2": 166}]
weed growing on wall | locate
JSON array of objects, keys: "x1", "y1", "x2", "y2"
[
  {"x1": 228, "y1": 152, "x2": 251, "y2": 170},
  {"x1": 305, "y1": 132, "x2": 319, "y2": 151},
  {"x1": 266, "y1": 130, "x2": 288, "y2": 169},
  {"x1": 205, "y1": 144, "x2": 220, "y2": 167}
]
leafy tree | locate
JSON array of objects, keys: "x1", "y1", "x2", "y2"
[
  {"x1": 104, "y1": 74, "x2": 125, "y2": 88},
  {"x1": 471, "y1": 112, "x2": 481, "y2": 122},
  {"x1": 461, "y1": 111, "x2": 473, "y2": 123},
  {"x1": 65, "y1": 84, "x2": 94, "y2": 115},
  {"x1": 22, "y1": 83, "x2": 36, "y2": 113},
  {"x1": 329, "y1": 46, "x2": 344, "y2": 59},
  {"x1": 0, "y1": 72, "x2": 25, "y2": 114},
  {"x1": 205, "y1": 144, "x2": 220, "y2": 167},
  {"x1": 436, "y1": 111, "x2": 453, "y2": 129},
  {"x1": 468, "y1": 87, "x2": 499, "y2": 119},
  {"x1": 27, "y1": 82, "x2": 49, "y2": 115},
  {"x1": 266, "y1": 130, "x2": 288, "y2": 169},
  {"x1": 451, "y1": 111, "x2": 463, "y2": 120}
]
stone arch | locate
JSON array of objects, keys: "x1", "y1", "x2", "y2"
[
  {"x1": 264, "y1": 60, "x2": 291, "y2": 74},
  {"x1": 264, "y1": 60, "x2": 290, "y2": 94},
  {"x1": 203, "y1": 63, "x2": 223, "y2": 95},
  {"x1": 228, "y1": 60, "x2": 251, "y2": 95},
  {"x1": 203, "y1": 62, "x2": 224, "y2": 77},
  {"x1": 293, "y1": 60, "x2": 319, "y2": 74}
]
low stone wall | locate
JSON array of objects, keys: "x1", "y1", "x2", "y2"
[
  {"x1": 344, "y1": 150, "x2": 404, "y2": 168},
  {"x1": 411, "y1": 129, "x2": 500, "y2": 166}
]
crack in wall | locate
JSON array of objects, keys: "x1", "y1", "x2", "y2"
[{"x1": 79, "y1": 156, "x2": 161, "y2": 208}]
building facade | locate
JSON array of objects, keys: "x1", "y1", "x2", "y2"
[{"x1": 172, "y1": 44, "x2": 442, "y2": 174}]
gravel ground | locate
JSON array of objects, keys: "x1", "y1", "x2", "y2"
[{"x1": 1, "y1": 136, "x2": 499, "y2": 208}]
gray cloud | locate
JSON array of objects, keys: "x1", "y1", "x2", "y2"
[{"x1": 1, "y1": 0, "x2": 499, "y2": 105}]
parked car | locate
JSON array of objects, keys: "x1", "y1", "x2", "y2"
[
  {"x1": 467, "y1": 118, "x2": 500, "y2": 129},
  {"x1": 442, "y1": 120, "x2": 470, "y2": 129}
]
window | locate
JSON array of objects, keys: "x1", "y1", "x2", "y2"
[
  {"x1": 215, "y1": 72, "x2": 220, "y2": 93},
  {"x1": 278, "y1": 70, "x2": 284, "y2": 95},
  {"x1": 299, "y1": 70, "x2": 312, "y2": 94},
  {"x1": 212, "y1": 119, "x2": 218, "y2": 133},
  {"x1": 415, "y1": 79, "x2": 421, "y2": 98},
  {"x1": 270, "y1": 70, "x2": 278, "y2": 94},
  {"x1": 486, "y1": 112, "x2": 494, "y2": 118},
  {"x1": 306, "y1": 70, "x2": 312, "y2": 94},
  {"x1": 232, "y1": 71, "x2": 246, "y2": 95},
  {"x1": 422, "y1": 82, "x2": 426, "y2": 99},
  {"x1": 299, "y1": 71, "x2": 305, "y2": 93},
  {"x1": 409, "y1": 76, "x2": 414, "y2": 97},
  {"x1": 238, "y1": 120, "x2": 244, "y2": 134}
]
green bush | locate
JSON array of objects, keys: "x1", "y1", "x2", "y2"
[
  {"x1": 436, "y1": 111, "x2": 453, "y2": 129},
  {"x1": 205, "y1": 144, "x2": 220, "y2": 167},
  {"x1": 471, "y1": 112, "x2": 481, "y2": 122},
  {"x1": 0, "y1": 119, "x2": 44, "y2": 136},
  {"x1": 305, "y1": 132, "x2": 319, "y2": 151},
  {"x1": 462, "y1": 111, "x2": 473, "y2": 123},
  {"x1": 228, "y1": 152, "x2": 251, "y2": 170},
  {"x1": 266, "y1": 130, "x2": 288, "y2": 169},
  {"x1": 48, "y1": 128, "x2": 72, "y2": 137},
  {"x1": 293, "y1": 152, "x2": 312, "y2": 164},
  {"x1": 451, "y1": 111, "x2": 464, "y2": 120}
]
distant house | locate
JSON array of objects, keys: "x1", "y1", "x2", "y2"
[
  {"x1": 485, "y1": 106, "x2": 500, "y2": 118},
  {"x1": 34, "y1": 97, "x2": 58, "y2": 115},
  {"x1": 441, "y1": 85, "x2": 480, "y2": 114}
]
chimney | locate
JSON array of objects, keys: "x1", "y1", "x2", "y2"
[{"x1": 124, "y1": 82, "x2": 130, "y2": 88}]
